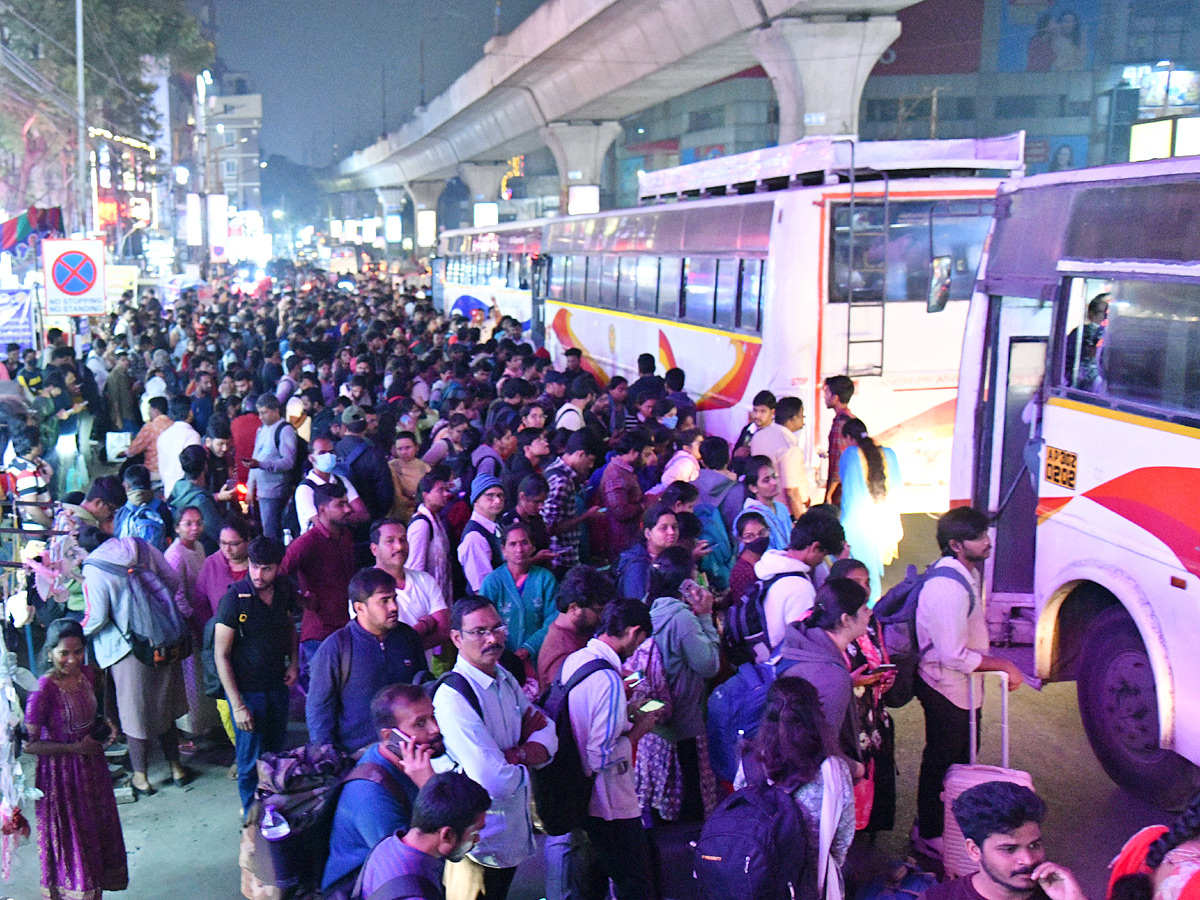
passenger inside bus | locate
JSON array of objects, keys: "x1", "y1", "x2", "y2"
[{"x1": 1066, "y1": 293, "x2": 1109, "y2": 390}]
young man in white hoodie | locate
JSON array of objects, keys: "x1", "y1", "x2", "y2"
[{"x1": 753, "y1": 510, "x2": 845, "y2": 659}]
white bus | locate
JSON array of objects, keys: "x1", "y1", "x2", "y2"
[
  {"x1": 438, "y1": 134, "x2": 1025, "y2": 511},
  {"x1": 948, "y1": 154, "x2": 1200, "y2": 806}
]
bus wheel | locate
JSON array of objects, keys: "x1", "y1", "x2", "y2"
[{"x1": 1078, "y1": 605, "x2": 1197, "y2": 808}]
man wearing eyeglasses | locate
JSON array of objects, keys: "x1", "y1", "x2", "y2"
[{"x1": 434, "y1": 597, "x2": 558, "y2": 900}]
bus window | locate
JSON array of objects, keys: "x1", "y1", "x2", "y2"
[
  {"x1": 829, "y1": 200, "x2": 992, "y2": 304},
  {"x1": 548, "y1": 256, "x2": 568, "y2": 301},
  {"x1": 1084, "y1": 278, "x2": 1200, "y2": 414},
  {"x1": 586, "y1": 255, "x2": 604, "y2": 306},
  {"x1": 568, "y1": 255, "x2": 588, "y2": 303},
  {"x1": 635, "y1": 256, "x2": 659, "y2": 315},
  {"x1": 658, "y1": 258, "x2": 683, "y2": 318},
  {"x1": 738, "y1": 260, "x2": 764, "y2": 333},
  {"x1": 684, "y1": 257, "x2": 717, "y2": 326},
  {"x1": 599, "y1": 257, "x2": 620, "y2": 309},
  {"x1": 618, "y1": 257, "x2": 638, "y2": 310},
  {"x1": 714, "y1": 259, "x2": 740, "y2": 331},
  {"x1": 1063, "y1": 277, "x2": 1111, "y2": 391}
]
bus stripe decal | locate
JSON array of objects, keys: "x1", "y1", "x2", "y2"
[
  {"x1": 696, "y1": 339, "x2": 763, "y2": 412},
  {"x1": 549, "y1": 308, "x2": 611, "y2": 384},
  {"x1": 1081, "y1": 467, "x2": 1200, "y2": 578},
  {"x1": 659, "y1": 331, "x2": 678, "y2": 371}
]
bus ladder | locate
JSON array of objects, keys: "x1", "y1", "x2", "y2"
[{"x1": 838, "y1": 150, "x2": 889, "y2": 378}]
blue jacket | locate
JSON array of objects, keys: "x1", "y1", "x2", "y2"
[
  {"x1": 321, "y1": 744, "x2": 419, "y2": 889},
  {"x1": 305, "y1": 619, "x2": 428, "y2": 753},
  {"x1": 479, "y1": 564, "x2": 558, "y2": 659},
  {"x1": 616, "y1": 543, "x2": 653, "y2": 602}
]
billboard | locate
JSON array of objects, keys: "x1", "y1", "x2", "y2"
[
  {"x1": 872, "y1": 0, "x2": 984, "y2": 76},
  {"x1": 0, "y1": 289, "x2": 37, "y2": 348},
  {"x1": 997, "y1": 0, "x2": 1097, "y2": 73}
]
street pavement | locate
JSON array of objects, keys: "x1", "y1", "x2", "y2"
[{"x1": 0, "y1": 516, "x2": 1168, "y2": 900}]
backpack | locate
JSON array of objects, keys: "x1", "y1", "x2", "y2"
[
  {"x1": 201, "y1": 585, "x2": 256, "y2": 699},
  {"x1": 273, "y1": 421, "x2": 308, "y2": 492},
  {"x1": 530, "y1": 658, "x2": 615, "y2": 836},
  {"x1": 282, "y1": 474, "x2": 324, "y2": 541},
  {"x1": 240, "y1": 744, "x2": 409, "y2": 900},
  {"x1": 873, "y1": 562, "x2": 975, "y2": 708},
  {"x1": 113, "y1": 502, "x2": 166, "y2": 551},
  {"x1": 695, "y1": 502, "x2": 733, "y2": 592},
  {"x1": 82, "y1": 538, "x2": 190, "y2": 668},
  {"x1": 854, "y1": 859, "x2": 937, "y2": 900},
  {"x1": 335, "y1": 440, "x2": 369, "y2": 484},
  {"x1": 706, "y1": 654, "x2": 800, "y2": 785},
  {"x1": 723, "y1": 571, "x2": 808, "y2": 658},
  {"x1": 694, "y1": 780, "x2": 811, "y2": 900}
]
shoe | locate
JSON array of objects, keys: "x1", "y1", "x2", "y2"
[
  {"x1": 170, "y1": 767, "x2": 196, "y2": 788},
  {"x1": 130, "y1": 781, "x2": 156, "y2": 799}
]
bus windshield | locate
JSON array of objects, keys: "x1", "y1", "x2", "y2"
[{"x1": 829, "y1": 198, "x2": 992, "y2": 304}]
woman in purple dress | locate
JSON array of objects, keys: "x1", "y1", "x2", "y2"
[{"x1": 24, "y1": 619, "x2": 128, "y2": 900}]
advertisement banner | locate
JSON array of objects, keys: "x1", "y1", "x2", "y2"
[
  {"x1": 106, "y1": 264, "x2": 140, "y2": 310},
  {"x1": 0, "y1": 289, "x2": 37, "y2": 348},
  {"x1": 997, "y1": 0, "x2": 1097, "y2": 73}
]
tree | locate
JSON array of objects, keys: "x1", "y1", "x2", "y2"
[{"x1": 0, "y1": 0, "x2": 211, "y2": 211}]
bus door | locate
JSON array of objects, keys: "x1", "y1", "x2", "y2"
[{"x1": 976, "y1": 295, "x2": 1054, "y2": 599}]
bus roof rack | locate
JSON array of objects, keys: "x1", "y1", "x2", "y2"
[{"x1": 637, "y1": 132, "x2": 1026, "y2": 203}]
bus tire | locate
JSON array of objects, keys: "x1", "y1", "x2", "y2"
[{"x1": 1078, "y1": 605, "x2": 1198, "y2": 808}]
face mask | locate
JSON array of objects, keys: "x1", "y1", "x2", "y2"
[
  {"x1": 661, "y1": 415, "x2": 678, "y2": 429},
  {"x1": 744, "y1": 536, "x2": 771, "y2": 556},
  {"x1": 206, "y1": 343, "x2": 217, "y2": 353},
  {"x1": 314, "y1": 452, "x2": 337, "y2": 474}
]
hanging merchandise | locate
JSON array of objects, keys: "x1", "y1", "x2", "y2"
[{"x1": 0, "y1": 627, "x2": 39, "y2": 881}]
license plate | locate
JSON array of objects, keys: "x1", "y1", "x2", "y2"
[{"x1": 1044, "y1": 446, "x2": 1077, "y2": 490}]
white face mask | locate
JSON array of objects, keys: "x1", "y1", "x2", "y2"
[{"x1": 314, "y1": 452, "x2": 337, "y2": 474}]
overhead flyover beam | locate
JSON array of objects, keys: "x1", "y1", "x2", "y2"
[{"x1": 328, "y1": 0, "x2": 920, "y2": 194}]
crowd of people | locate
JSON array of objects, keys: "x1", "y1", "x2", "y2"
[{"x1": 6, "y1": 272, "x2": 1190, "y2": 900}]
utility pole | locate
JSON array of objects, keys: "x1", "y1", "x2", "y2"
[
  {"x1": 75, "y1": 0, "x2": 87, "y2": 234},
  {"x1": 380, "y1": 63, "x2": 387, "y2": 140},
  {"x1": 494, "y1": 0, "x2": 501, "y2": 37},
  {"x1": 418, "y1": 36, "x2": 426, "y2": 109}
]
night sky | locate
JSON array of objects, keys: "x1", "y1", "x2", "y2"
[{"x1": 213, "y1": 0, "x2": 544, "y2": 167}]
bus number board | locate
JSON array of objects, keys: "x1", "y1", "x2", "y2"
[{"x1": 1045, "y1": 446, "x2": 1078, "y2": 490}]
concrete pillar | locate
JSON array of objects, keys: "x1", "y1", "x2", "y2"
[
  {"x1": 404, "y1": 181, "x2": 445, "y2": 212},
  {"x1": 749, "y1": 17, "x2": 901, "y2": 143},
  {"x1": 403, "y1": 181, "x2": 445, "y2": 248},
  {"x1": 541, "y1": 121, "x2": 623, "y2": 213},
  {"x1": 457, "y1": 163, "x2": 509, "y2": 203}
]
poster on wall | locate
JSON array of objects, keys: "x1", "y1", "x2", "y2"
[
  {"x1": 997, "y1": 0, "x2": 1097, "y2": 73},
  {"x1": 1025, "y1": 135, "x2": 1090, "y2": 174},
  {"x1": 0, "y1": 290, "x2": 37, "y2": 348}
]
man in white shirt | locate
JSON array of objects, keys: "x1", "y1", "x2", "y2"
[
  {"x1": 294, "y1": 436, "x2": 367, "y2": 533},
  {"x1": 458, "y1": 474, "x2": 506, "y2": 593},
  {"x1": 913, "y1": 507, "x2": 1025, "y2": 858},
  {"x1": 750, "y1": 395, "x2": 809, "y2": 518},
  {"x1": 371, "y1": 518, "x2": 450, "y2": 656},
  {"x1": 752, "y1": 510, "x2": 845, "y2": 658},
  {"x1": 551, "y1": 597, "x2": 659, "y2": 900},
  {"x1": 157, "y1": 397, "x2": 201, "y2": 498},
  {"x1": 553, "y1": 377, "x2": 595, "y2": 433},
  {"x1": 434, "y1": 597, "x2": 558, "y2": 900}
]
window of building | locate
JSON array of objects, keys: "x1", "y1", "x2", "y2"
[
  {"x1": 222, "y1": 159, "x2": 237, "y2": 179},
  {"x1": 994, "y1": 95, "x2": 1038, "y2": 118},
  {"x1": 688, "y1": 107, "x2": 724, "y2": 132},
  {"x1": 1125, "y1": 0, "x2": 1189, "y2": 60}
]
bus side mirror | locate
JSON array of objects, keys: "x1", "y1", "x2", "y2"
[{"x1": 927, "y1": 256, "x2": 953, "y2": 313}]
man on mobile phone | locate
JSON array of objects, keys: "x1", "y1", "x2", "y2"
[
  {"x1": 924, "y1": 781, "x2": 1087, "y2": 900},
  {"x1": 322, "y1": 683, "x2": 446, "y2": 893}
]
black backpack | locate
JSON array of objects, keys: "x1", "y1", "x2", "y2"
[
  {"x1": 530, "y1": 658, "x2": 615, "y2": 836},
  {"x1": 694, "y1": 780, "x2": 812, "y2": 900},
  {"x1": 873, "y1": 562, "x2": 975, "y2": 708},
  {"x1": 723, "y1": 571, "x2": 808, "y2": 657},
  {"x1": 201, "y1": 586, "x2": 255, "y2": 700}
]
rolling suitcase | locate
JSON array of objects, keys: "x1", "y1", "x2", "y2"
[{"x1": 941, "y1": 671, "x2": 1036, "y2": 878}]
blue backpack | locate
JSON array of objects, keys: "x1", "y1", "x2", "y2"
[
  {"x1": 706, "y1": 653, "x2": 800, "y2": 785},
  {"x1": 873, "y1": 562, "x2": 975, "y2": 708},
  {"x1": 694, "y1": 502, "x2": 733, "y2": 591}
]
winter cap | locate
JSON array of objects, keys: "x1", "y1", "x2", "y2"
[{"x1": 470, "y1": 473, "x2": 504, "y2": 505}]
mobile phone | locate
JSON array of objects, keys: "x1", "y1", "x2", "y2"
[
  {"x1": 868, "y1": 664, "x2": 898, "y2": 675},
  {"x1": 638, "y1": 699, "x2": 665, "y2": 713},
  {"x1": 387, "y1": 727, "x2": 413, "y2": 750},
  {"x1": 624, "y1": 670, "x2": 645, "y2": 686}
]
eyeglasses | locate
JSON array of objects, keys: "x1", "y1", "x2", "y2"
[
  {"x1": 220, "y1": 539, "x2": 247, "y2": 548},
  {"x1": 460, "y1": 624, "x2": 509, "y2": 640}
]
